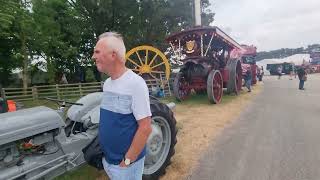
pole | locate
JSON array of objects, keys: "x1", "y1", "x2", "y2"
[{"x1": 194, "y1": 0, "x2": 201, "y2": 26}]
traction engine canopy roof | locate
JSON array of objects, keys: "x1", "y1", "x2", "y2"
[
  {"x1": 240, "y1": 45, "x2": 257, "y2": 56},
  {"x1": 166, "y1": 26, "x2": 243, "y2": 52}
]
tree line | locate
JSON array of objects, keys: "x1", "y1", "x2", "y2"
[
  {"x1": 0, "y1": 0, "x2": 215, "y2": 89},
  {"x1": 256, "y1": 44, "x2": 320, "y2": 61}
]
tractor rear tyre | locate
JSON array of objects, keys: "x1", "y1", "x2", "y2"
[
  {"x1": 207, "y1": 70, "x2": 223, "y2": 104},
  {"x1": 226, "y1": 59, "x2": 242, "y2": 95},
  {"x1": 143, "y1": 98, "x2": 178, "y2": 179}
]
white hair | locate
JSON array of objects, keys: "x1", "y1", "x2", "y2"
[{"x1": 98, "y1": 32, "x2": 126, "y2": 62}]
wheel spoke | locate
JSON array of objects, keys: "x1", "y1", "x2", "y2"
[
  {"x1": 151, "y1": 70, "x2": 164, "y2": 74},
  {"x1": 135, "y1": 51, "x2": 144, "y2": 65},
  {"x1": 148, "y1": 53, "x2": 159, "y2": 66},
  {"x1": 127, "y1": 57, "x2": 142, "y2": 67},
  {"x1": 145, "y1": 49, "x2": 149, "y2": 65},
  {"x1": 149, "y1": 73, "x2": 160, "y2": 80},
  {"x1": 151, "y1": 62, "x2": 165, "y2": 69}
]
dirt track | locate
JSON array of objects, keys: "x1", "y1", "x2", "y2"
[{"x1": 189, "y1": 74, "x2": 320, "y2": 180}]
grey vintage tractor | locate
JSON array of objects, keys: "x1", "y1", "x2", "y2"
[{"x1": 0, "y1": 93, "x2": 177, "y2": 180}]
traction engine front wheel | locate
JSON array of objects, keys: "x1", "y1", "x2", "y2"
[{"x1": 173, "y1": 72, "x2": 191, "y2": 101}]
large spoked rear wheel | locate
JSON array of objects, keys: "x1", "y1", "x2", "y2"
[
  {"x1": 226, "y1": 59, "x2": 242, "y2": 95},
  {"x1": 207, "y1": 70, "x2": 223, "y2": 104},
  {"x1": 125, "y1": 46, "x2": 171, "y2": 81},
  {"x1": 143, "y1": 99, "x2": 177, "y2": 179},
  {"x1": 173, "y1": 72, "x2": 191, "y2": 101}
]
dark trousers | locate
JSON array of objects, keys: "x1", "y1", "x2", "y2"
[
  {"x1": 299, "y1": 80, "x2": 305, "y2": 89},
  {"x1": 245, "y1": 79, "x2": 252, "y2": 91}
]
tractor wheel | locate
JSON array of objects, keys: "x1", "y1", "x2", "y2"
[
  {"x1": 173, "y1": 72, "x2": 190, "y2": 101},
  {"x1": 125, "y1": 46, "x2": 171, "y2": 81},
  {"x1": 143, "y1": 99, "x2": 177, "y2": 179},
  {"x1": 226, "y1": 59, "x2": 242, "y2": 95},
  {"x1": 207, "y1": 70, "x2": 223, "y2": 104}
]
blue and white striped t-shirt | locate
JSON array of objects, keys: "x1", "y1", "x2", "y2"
[{"x1": 99, "y1": 69, "x2": 152, "y2": 165}]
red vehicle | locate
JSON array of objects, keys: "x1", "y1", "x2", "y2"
[
  {"x1": 167, "y1": 26, "x2": 243, "y2": 103},
  {"x1": 310, "y1": 49, "x2": 320, "y2": 73},
  {"x1": 231, "y1": 45, "x2": 258, "y2": 84}
]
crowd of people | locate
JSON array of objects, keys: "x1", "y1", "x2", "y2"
[
  {"x1": 273, "y1": 63, "x2": 307, "y2": 90},
  {"x1": 243, "y1": 62, "x2": 308, "y2": 92},
  {"x1": 278, "y1": 64, "x2": 307, "y2": 90}
]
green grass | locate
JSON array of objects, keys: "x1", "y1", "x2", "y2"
[
  {"x1": 53, "y1": 165, "x2": 103, "y2": 180},
  {"x1": 160, "y1": 91, "x2": 238, "y2": 106},
  {"x1": 21, "y1": 97, "x2": 82, "y2": 109},
  {"x1": 22, "y1": 99, "x2": 58, "y2": 109}
]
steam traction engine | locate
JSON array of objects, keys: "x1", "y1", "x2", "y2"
[
  {"x1": 168, "y1": 27, "x2": 243, "y2": 103},
  {"x1": 310, "y1": 48, "x2": 320, "y2": 73},
  {"x1": 239, "y1": 45, "x2": 258, "y2": 84},
  {"x1": 231, "y1": 45, "x2": 258, "y2": 85},
  {"x1": 124, "y1": 0, "x2": 244, "y2": 103}
]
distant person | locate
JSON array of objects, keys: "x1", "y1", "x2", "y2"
[
  {"x1": 297, "y1": 66, "x2": 307, "y2": 90},
  {"x1": 289, "y1": 64, "x2": 294, "y2": 80},
  {"x1": 260, "y1": 66, "x2": 264, "y2": 81},
  {"x1": 257, "y1": 66, "x2": 264, "y2": 81},
  {"x1": 157, "y1": 87, "x2": 165, "y2": 98},
  {"x1": 257, "y1": 67, "x2": 261, "y2": 80},
  {"x1": 244, "y1": 69, "x2": 252, "y2": 92},
  {"x1": 277, "y1": 66, "x2": 282, "y2": 79}
]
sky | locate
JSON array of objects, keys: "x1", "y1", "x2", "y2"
[{"x1": 209, "y1": 0, "x2": 320, "y2": 51}]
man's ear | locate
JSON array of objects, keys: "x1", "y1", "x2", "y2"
[{"x1": 112, "y1": 51, "x2": 118, "y2": 59}]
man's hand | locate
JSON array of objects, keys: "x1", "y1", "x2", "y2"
[
  {"x1": 119, "y1": 160, "x2": 127, "y2": 168},
  {"x1": 125, "y1": 117, "x2": 152, "y2": 163}
]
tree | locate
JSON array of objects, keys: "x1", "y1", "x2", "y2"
[
  {"x1": 32, "y1": 0, "x2": 83, "y2": 83},
  {"x1": 0, "y1": 0, "x2": 35, "y2": 90},
  {"x1": 1, "y1": 0, "x2": 215, "y2": 88},
  {"x1": 0, "y1": 1, "x2": 19, "y2": 88},
  {"x1": 70, "y1": 0, "x2": 215, "y2": 54}
]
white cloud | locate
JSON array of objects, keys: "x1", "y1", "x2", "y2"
[{"x1": 209, "y1": 0, "x2": 320, "y2": 51}]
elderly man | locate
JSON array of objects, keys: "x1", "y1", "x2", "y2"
[{"x1": 92, "y1": 32, "x2": 152, "y2": 180}]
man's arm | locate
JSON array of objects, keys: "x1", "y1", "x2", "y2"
[{"x1": 119, "y1": 117, "x2": 152, "y2": 167}]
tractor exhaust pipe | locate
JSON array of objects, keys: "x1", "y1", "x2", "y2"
[{"x1": 194, "y1": 0, "x2": 202, "y2": 26}]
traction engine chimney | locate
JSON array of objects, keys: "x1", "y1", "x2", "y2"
[{"x1": 194, "y1": 0, "x2": 202, "y2": 26}]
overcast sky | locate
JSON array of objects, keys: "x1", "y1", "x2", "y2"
[{"x1": 209, "y1": 0, "x2": 320, "y2": 51}]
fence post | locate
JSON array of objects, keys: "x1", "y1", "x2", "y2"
[
  {"x1": 56, "y1": 84, "x2": 61, "y2": 99},
  {"x1": 79, "y1": 83, "x2": 83, "y2": 96},
  {"x1": 32, "y1": 86, "x2": 38, "y2": 100}
]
